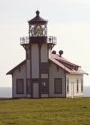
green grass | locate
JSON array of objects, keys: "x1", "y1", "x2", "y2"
[{"x1": 0, "y1": 98, "x2": 90, "y2": 125}]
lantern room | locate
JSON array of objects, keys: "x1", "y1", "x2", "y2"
[
  {"x1": 20, "y1": 10, "x2": 57, "y2": 47},
  {"x1": 28, "y1": 10, "x2": 47, "y2": 37}
]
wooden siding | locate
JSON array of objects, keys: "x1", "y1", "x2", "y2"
[
  {"x1": 41, "y1": 44, "x2": 48, "y2": 62},
  {"x1": 12, "y1": 63, "x2": 27, "y2": 98},
  {"x1": 66, "y1": 74, "x2": 83, "y2": 98},
  {"x1": 26, "y1": 60, "x2": 30, "y2": 78},
  {"x1": 49, "y1": 62, "x2": 66, "y2": 97},
  {"x1": 31, "y1": 44, "x2": 39, "y2": 78}
]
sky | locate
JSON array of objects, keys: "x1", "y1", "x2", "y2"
[{"x1": 0, "y1": 0, "x2": 90, "y2": 87}]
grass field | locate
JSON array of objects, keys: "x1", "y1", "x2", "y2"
[{"x1": 0, "y1": 98, "x2": 90, "y2": 125}]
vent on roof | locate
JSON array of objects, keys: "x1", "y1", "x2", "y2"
[
  {"x1": 52, "y1": 50, "x2": 56, "y2": 54},
  {"x1": 59, "y1": 50, "x2": 63, "y2": 57}
]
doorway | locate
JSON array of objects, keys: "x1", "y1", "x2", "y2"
[{"x1": 33, "y1": 82, "x2": 39, "y2": 98}]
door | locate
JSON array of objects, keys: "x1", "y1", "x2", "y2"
[{"x1": 33, "y1": 83, "x2": 39, "y2": 98}]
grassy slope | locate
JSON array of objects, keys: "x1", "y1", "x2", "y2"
[{"x1": 0, "y1": 98, "x2": 90, "y2": 125}]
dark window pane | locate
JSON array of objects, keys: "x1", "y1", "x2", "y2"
[
  {"x1": 41, "y1": 79, "x2": 48, "y2": 94},
  {"x1": 26, "y1": 79, "x2": 31, "y2": 94},
  {"x1": 76, "y1": 79, "x2": 79, "y2": 93},
  {"x1": 67, "y1": 79, "x2": 69, "y2": 93},
  {"x1": 16, "y1": 79, "x2": 24, "y2": 94},
  {"x1": 54, "y1": 79, "x2": 62, "y2": 94},
  {"x1": 81, "y1": 79, "x2": 83, "y2": 93},
  {"x1": 41, "y1": 63, "x2": 48, "y2": 74}
]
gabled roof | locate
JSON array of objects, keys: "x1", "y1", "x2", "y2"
[
  {"x1": 50, "y1": 54, "x2": 88, "y2": 75},
  {"x1": 7, "y1": 54, "x2": 88, "y2": 75},
  {"x1": 51, "y1": 54, "x2": 80, "y2": 67},
  {"x1": 6, "y1": 60, "x2": 26, "y2": 75}
]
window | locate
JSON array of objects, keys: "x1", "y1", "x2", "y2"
[
  {"x1": 67, "y1": 79, "x2": 69, "y2": 93},
  {"x1": 26, "y1": 79, "x2": 31, "y2": 94},
  {"x1": 41, "y1": 63, "x2": 48, "y2": 74},
  {"x1": 76, "y1": 79, "x2": 79, "y2": 93},
  {"x1": 54, "y1": 78, "x2": 62, "y2": 94},
  {"x1": 41, "y1": 79, "x2": 48, "y2": 94},
  {"x1": 16, "y1": 79, "x2": 24, "y2": 94},
  {"x1": 81, "y1": 79, "x2": 83, "y2": 93}
]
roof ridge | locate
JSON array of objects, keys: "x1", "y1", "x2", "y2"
[
  {"x1": 50, "y1": 56, "x2": 87, "y2": 75},
  {"x1": 51, "y1": 54, "x2": 80, "y2": 67}
]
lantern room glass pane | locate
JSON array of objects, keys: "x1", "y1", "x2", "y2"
[{"x1": 29, "y1": 24, "x2": 47, "y2": 37}]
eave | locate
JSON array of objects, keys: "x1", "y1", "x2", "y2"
[
  {"x1": 50, "y1": 54, "x2": 88, "y2": 75},
  {"x1": 6, "y1": 60, "x2": 26, "y2": 75}
]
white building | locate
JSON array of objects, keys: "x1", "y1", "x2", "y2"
[{"x1": 7, "y1": 10, "x2": 87, "y2": 98}]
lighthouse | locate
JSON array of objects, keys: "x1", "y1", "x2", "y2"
[
  {"x1": 20, "y1": 10, "x2": 56, "y2": 98},
  {"x1": 7, "y1": 10, "x2": 86, "y2": 98}
]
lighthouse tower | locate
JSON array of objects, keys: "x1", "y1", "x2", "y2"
[{"x1": 20, "y1": 10, "x2": 56, "y2": 98}]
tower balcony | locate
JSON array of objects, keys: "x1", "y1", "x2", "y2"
[
  {"x1": 20, "y1": 36, "x2": 57, "y2": 46},
  {"x1": 20, "y1": 36, "x2": 29, "y2": 45},
  {"x1": 47, "y1": 36, "x2": 57, "y2": 45}
]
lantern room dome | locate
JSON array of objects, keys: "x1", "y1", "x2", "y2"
[{"x1": 28, "y1": 10, "x2": 47, "y2": 25}]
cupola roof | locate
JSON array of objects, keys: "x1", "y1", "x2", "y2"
[{"x1": 28, "y1": 10, "x2": 47, "y2": 25}]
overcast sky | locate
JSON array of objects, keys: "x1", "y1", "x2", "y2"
[{"x1": 0, "y1": 0, "x2": 90, "y2": 87}]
